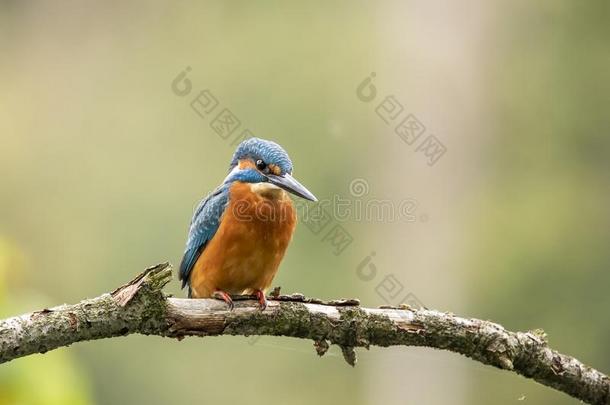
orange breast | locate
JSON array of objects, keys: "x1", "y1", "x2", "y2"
[{"x1": 189, "y1": 182, "x2": 297, "y2": 298}]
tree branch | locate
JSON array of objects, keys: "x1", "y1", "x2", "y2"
[{"x1": 0, "y1": 263, "x2": 607, "y2": 404}]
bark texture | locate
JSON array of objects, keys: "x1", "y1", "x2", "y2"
[{"x1": 0, "y1": 263, "x2": 608, "y2": 404}]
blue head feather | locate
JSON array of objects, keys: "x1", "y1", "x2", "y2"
[
  {"x1": 225, "y1": 167, "x2": 266, "y2": 184},
  {"x1": 230, "y1": 138, "x2": 293, "y2": 175}
]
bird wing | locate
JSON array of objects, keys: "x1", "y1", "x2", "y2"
[{"x1": 179, "y1": 183, "x2": 231, "y2": 291}]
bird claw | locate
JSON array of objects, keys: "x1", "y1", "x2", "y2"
[
  {"x1": 255, "y1": 290, "x2": 267, "y2": 311},
  {"x1": 213, "y1": 290, "x2": 234, "y2": 311}
]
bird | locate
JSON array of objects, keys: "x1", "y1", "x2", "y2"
[{"x1": 179, "y1": 138, "x2": 317, "y2": 310}]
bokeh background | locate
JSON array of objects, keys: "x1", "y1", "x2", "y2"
[{"x1": 1, "y1": 1, "x2": 608, "y2": 404}]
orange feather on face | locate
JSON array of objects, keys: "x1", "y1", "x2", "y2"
[{"x1": 189, "y1": 181, "x2": 297, "y2": 298}]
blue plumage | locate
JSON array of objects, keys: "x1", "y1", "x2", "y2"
[
  {"x1": 178, "y1": 183, "x2": 230, "y2": 292},
  {"x1": 230, "y1": 138, "x2": 293, "y2": 174}
]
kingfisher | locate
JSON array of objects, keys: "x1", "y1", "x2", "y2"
[{"x1": 179, "y1": 138, "x2": 317, "y2": 310}]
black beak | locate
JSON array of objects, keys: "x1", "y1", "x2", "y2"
[{"x1": 266, "y1": 173, "x2": 318, "y2": 202}]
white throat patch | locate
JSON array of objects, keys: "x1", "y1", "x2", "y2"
[{"x1": 250, "y1": 182, "x2": 284, "y2": 198}]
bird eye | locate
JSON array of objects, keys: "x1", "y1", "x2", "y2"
[{"x1": 256, "y1": 159, "x2": 267, "y2": 171}]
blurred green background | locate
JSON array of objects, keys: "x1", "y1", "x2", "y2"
[{"x1": 1, "y1": 1, "x2": 608, "y2": 404}]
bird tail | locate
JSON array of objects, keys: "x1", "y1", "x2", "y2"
[{"x1": 179, "y1": 246, "x2": 203, "y2": 292}]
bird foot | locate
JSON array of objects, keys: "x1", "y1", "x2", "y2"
[
  {"x1": 255, "y1": 290, "x2": 267, "y2": 311},
  {"x1": 213, "y1": 290, "x2": 234, "y2": 311}
]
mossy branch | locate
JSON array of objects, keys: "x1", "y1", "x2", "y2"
[{"x1": 0, "y1": 263, "x2": 608, "y2": 404}]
